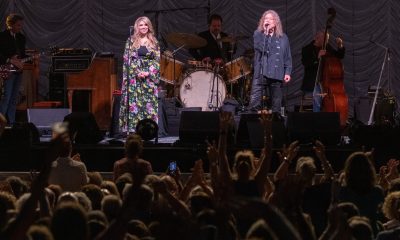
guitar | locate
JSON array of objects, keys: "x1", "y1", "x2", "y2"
[{"x1": 0, "y1": 55, "x2": 39, "y2": 80}]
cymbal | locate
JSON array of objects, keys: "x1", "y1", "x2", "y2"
[
  {"x1": 219, "y1": 35, "x2": 249, "y2": 43},
  {"x1": 166, "y1": 32, "x2": 207, "y2": 49}
]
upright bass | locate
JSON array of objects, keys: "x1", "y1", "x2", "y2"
[{"x1": 314, "y1": 8, "x2": 348, "y2": 126}]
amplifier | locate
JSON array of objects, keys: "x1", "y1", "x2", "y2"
[{"x1": 51, "y1": 55, "x2": 92, "y2": 72}]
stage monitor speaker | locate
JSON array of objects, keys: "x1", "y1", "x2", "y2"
[
  {"x1": 0, "y1": 122, "x2": 40, "y2": 147},
  {"x1": 355, "y1": 97, "x2": 395, "y2": 125},
  {"x1": 27, "y1": 108, "x2": 70, "y2": 137},
  {"x1": 179, "y1": 111, "x2": 220, "y2": 144},
  {"x1": 63, "y1": 112, "x2": 103, "y2": 144},
  {"x1": 287, "y1": 112, "x2": 341, "y2": 145},
  {"x1": 236, "y1": 113, "x2": 286, "y2": 148}
]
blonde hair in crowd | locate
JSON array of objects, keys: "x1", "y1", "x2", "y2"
[
  {"x1": 131, "y1": 16, "x2": 158, "y2": 50},
  {"x1": 257, "y1": 10, "x2": 284, "y2": 37}
]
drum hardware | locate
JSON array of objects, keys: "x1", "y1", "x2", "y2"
[{"x1": 209, "y1": 62, "x2": 223, "y2": 111}]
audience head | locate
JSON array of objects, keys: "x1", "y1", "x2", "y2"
[
  {"x1": 344, "y1": 152, "x2": 376, "y2": 194},
  {"x1": 87, "y1": 210, "x2": 108, "y2": 226},
  {"x1": 382, "y1": 191, "x2": 400, "y2": 221},
  {"x1": 348, "y1": 216, "x2": 373, "y2": 240},
  {"x1": 126, "y1": 219, "x2": 151, "y2": 238},
  {"x1": 5, "y1": 176, "x2": 29, "y2": 198},
  {"x1": 101, "y1": 194, "x2": 122, "y2": 223},
  {"x1": 337, "y1": 202, "x2": 360, "y2": 220},
  {"x1": 51, "y1": 202, "x2": 88, "y2": 240},
  {"x1": 57, "y1": 192, "x2": 79, "y2": 206},
  {"x1": 87, "y1": 171, "x2": 103, "y2": 186},
  {"x1": 115, "y1": 173, "x2": 133, "y2": 197},
  {"x1": 0, "y1": 191, "x2": 17, "y2": 230},
  {"x1": 125, "y1": 134, "x2": 143, "y2": 158},
  {"x1": 189, "y1": 191, "x2": 213, "y2": 216},
  {"x1": 246, "y1": 219, "x2": 278, "y2": 240},
  {"x1": 81, "y1": 184, "x2": 104, "y2": 210},
  {"x1": 233, "y1": 150, "x2": 255, "y2": 180},
  {"x1": 27, "y1": 224, "x2": 54, "y2": 240},
  {"x1": 73, "y1": 192, "x2": 92, "y2": 212},
  {"x1": 295, "y1": 156, "x2": 316, "y2": 185},
  {"x1": 101, "y1": 180, "x2": 120, "y2": 198}
]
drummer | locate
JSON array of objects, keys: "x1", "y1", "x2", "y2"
[{"x1": 189, "y1": 14, "x2": 235, "y2": 64}]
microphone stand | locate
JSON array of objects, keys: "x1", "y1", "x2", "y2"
[
  {"x1": 209, "y1": 64, "x2": 217, "y2": 110},
  {"x1": 367, "y1": 39, "x2": 389, "y2": 125}
]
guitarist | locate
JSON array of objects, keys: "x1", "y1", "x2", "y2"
[{"x1": 0, "y1": 13, "x2": 26, "y2": 125}]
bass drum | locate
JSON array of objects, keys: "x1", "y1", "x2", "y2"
[{"x1": 179, "y1": 70, "x2": 226, "y2": 111}]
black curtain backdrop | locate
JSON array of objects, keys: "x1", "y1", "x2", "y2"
[{"x1": 1, "y1": 0, "x2": 399, "y2": 116}]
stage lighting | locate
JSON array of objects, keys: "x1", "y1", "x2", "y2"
[{"x1": 136, "y1": 119, "x2": 158, "y2": 142}]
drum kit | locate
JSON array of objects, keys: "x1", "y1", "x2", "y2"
[{"x1": 160, "y1": 32, "x2": 252, "y2": 111}]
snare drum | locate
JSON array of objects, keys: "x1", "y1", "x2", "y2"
[
  {"x1": 160, "y1": 54, "x2": 184, "y2": 84},
  {"x1": 225, "y1": 57, "x2": 251, "y2": 83},
  {"x1": 179, "y1": 70, "x2": 226, "y2": 111}
]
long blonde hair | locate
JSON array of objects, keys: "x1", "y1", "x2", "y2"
[
  {"x1": 257, "y1": 10, "x2": 284, "y2": 37},
  {"x1": 131, "y1": 16, "x2": 158, "y2": 50}
]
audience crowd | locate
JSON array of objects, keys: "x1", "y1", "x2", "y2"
[{"x1": 0, "y1": 112, "x2": 399, "y2": 239}]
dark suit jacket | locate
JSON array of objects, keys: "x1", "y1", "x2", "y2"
[
  {"x1": 189, "y1": 30, "x2": 233, "y2": 61},
  {"x1": 301, "y1": 41, "x2": 345, "y2": 92},
  {"x1": 0, "y1": 29, "x2": 26, "y2": 65}
]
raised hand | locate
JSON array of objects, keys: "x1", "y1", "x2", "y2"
[
  {"x1": 206, "y1": 140, "x2": 219, "y2": 165},
  {"x1": 277, "y1": 140, "x2": 300, "y2": 163},
  {"x1": 219, "y1": 111, "x2": 233, "y2": 131}
]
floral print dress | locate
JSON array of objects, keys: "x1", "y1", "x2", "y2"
[{"x1": 119, "y1": 40, "x2": 160, "y2": 133}]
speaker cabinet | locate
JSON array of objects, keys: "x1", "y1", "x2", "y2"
[
  {"x1": 287, "y1": 112, "x2": 341, "y2": 145},
  {"x1": 64, "y1": 112, "x2": 103, "y2": 144},
  {"x1": 236, "y1": 113, "x2": 286, "y2": 148},
  {"x1": 179, "y1": 111, "x2": 220, "y2": 144},
  {"x1": 355, "y1": 97, "x2": 395, "y2": 125},
  {"x1": 27, "y1": 108, "x2": 70, "y2": 136},
  {"x1": 48, "y1": 72, "x2": 66, "y2": 106}
]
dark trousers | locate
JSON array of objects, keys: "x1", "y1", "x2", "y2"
[{"x1": 249, "y1": 76, "x2": 282, "y2": 113}]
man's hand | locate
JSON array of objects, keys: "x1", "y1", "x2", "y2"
[
  {"x1": 318, "y1": 49, "x2": 326, "y2": 58},
  {"x1": 336, "y1": 37, "x2": 344, "y2": 48},
  {"x1": 10, "y1": 55, "x2": 23, "y2": 69},
  {"x1": 284, "y1": 74, "x2": 291, "y2": 83}
]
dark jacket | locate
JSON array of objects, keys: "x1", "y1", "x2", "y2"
[
  {"x1": 0, "y1": 29, "x2": 26, "y2": 64},
  {"x1": 253, "y1": 30, "x2": 292, "y2": 81},
  {"x1": 189, "y1": 30, "x2": 233, "y2": 61},
  {"x1": 301, "y1": 41, "x2": 345, "y2": 92}
]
